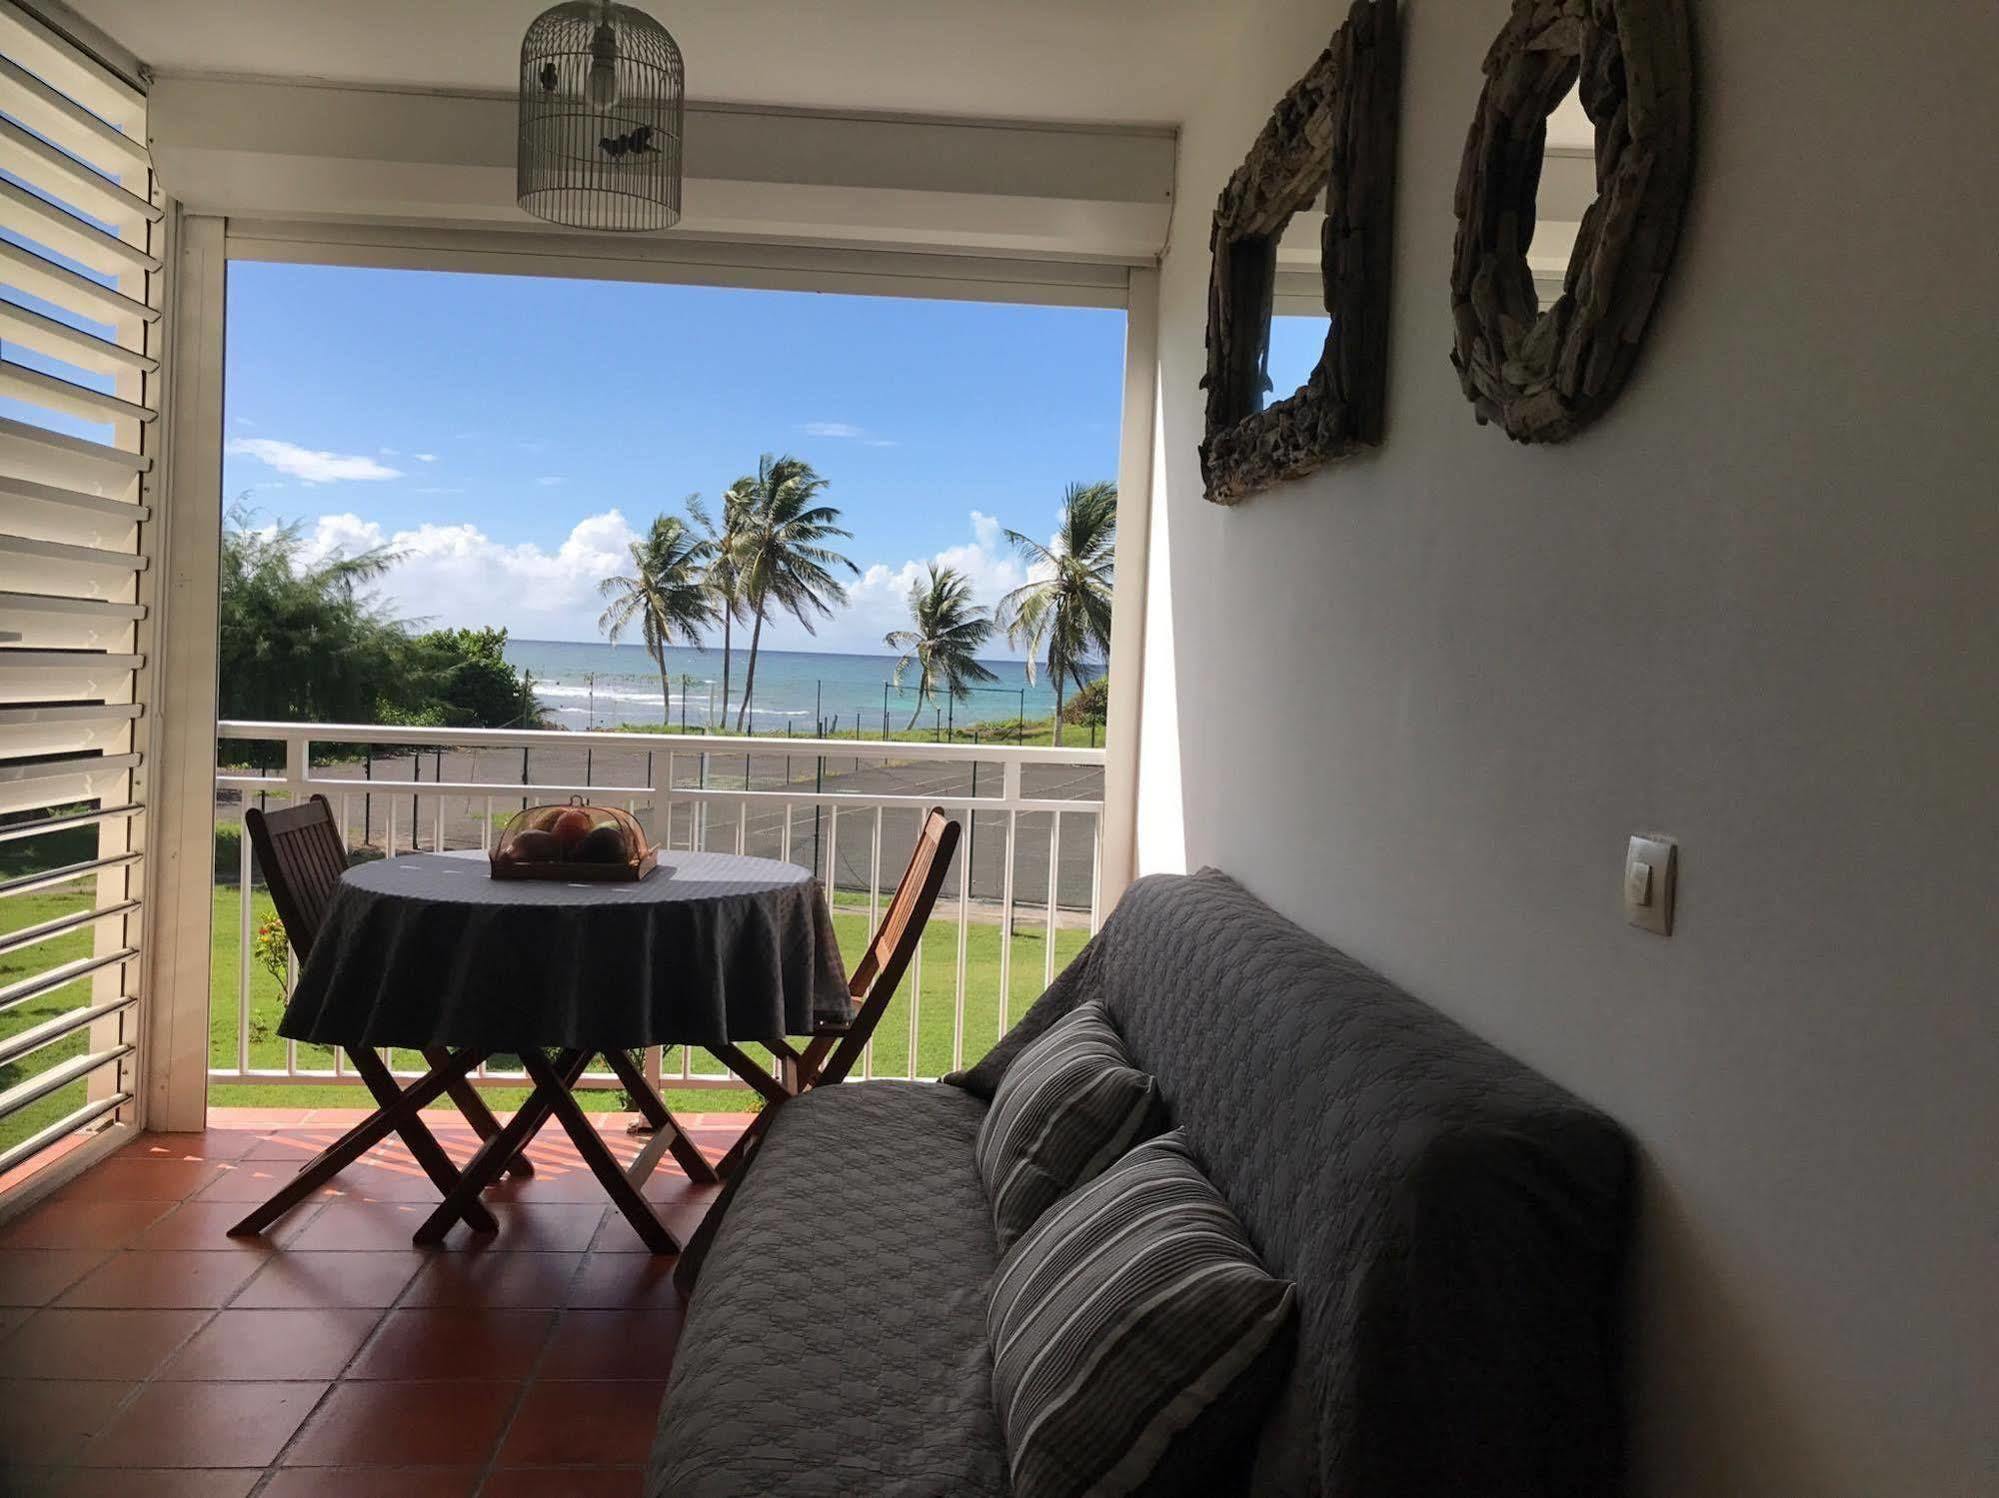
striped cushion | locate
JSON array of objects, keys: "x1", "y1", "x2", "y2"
[
  {"x1": 975, "y1": 1001, "x2": 1159, "y2": 1250},
  {"x1": 987, "y1": 1130, "x2": 1298, "y2": 1498}
]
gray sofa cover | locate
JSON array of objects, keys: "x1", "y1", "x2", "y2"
[{"x1": 648, "y1": 869, "x2": 1634, "y2": 1498}]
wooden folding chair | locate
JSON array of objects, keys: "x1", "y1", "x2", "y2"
[
  {"x1": 228, "y1": 794, "x2": 529, "y2": 1238},
  {"x1": 680, "y1": 807, "x2": 961, "y2": 1290}
]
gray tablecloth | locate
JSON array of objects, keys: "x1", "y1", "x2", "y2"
[{"x1": 278, "y1": 849, "x2": 851, "y2": 1050}]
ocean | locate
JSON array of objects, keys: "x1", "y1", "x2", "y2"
[{"x1": 505, "y1": 638, "x2": 1096, "y2": 734}]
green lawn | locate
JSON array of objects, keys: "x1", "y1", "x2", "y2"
[{"x1": 3, "y1": 851, "x2": 1085, "y2": 1150}]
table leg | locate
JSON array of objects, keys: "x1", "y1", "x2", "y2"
[
  {"x1": 345, "y1": 1049, "x2": 500, "y2": 1235},
  {"x1": 604, "y1": 1049, "x2": 718, "y2": 1186},
  {"x1": 705, "y1": 1041, "x2": 797, "y2": 1182},
  {"x1": 411, "y1": 1048, "x2": 587, "y2": 1247},
  {"x1": 229, "y1": 1049, "x2": 485, "y2": 1238},
  {"x1": 522, "y1": 1049, "x2": 681, "y2": 1255},
  {"x1": 421, "y1": 1045, "x2": 533, "y2": 1180}
]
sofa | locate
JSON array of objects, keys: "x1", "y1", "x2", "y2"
[{"x1": 647, "y1": 869, "x2": 1635, "y2": 1497}]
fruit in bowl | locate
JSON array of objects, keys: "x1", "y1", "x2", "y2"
[
  {"x1": 551, "y1": 807, "x2": 595, "y2": 854},
  {"x1": 508, "y1": 828, "x2": 561, "y2": 863},
  {"x1": 576, "y1": 823, "x2": 629, "y2": 864}
]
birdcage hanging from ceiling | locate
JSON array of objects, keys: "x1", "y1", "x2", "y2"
[{"x1": 518, "y1": 1, "x2": 685, "y2": 232}]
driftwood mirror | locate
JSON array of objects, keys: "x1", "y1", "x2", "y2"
[
  {"x1": 1200, "y1": 0, "x2": 1401, "y2": 506},
  {"x1": 1449, "y1": 0, "x2": 1694, "y2": 442}
]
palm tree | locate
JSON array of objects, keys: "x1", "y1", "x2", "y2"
[
  {"x1": 597, "y1": 510, "x2": 716, "y2": 726},
  {"x1": 996, "y1": 480, "x2": 1116, "y2": 746},
  {"x1": 885, "y1": 563, "x2": 1000, "y2": 729},
  {"x1": 687, "y1": 493, "x2": 747, "y2": 728},
  {"x1": 724, "y1": 454, "x2": 857, "y2": 731}
]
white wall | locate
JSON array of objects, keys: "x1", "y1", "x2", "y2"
[{"x1": 1136, "y1": 3, "x2": 1998, "y2": 1493}]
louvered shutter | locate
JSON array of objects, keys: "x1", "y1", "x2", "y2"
[{"x1": 0, "y1": 0, "x2": 156, "y2": 1194}]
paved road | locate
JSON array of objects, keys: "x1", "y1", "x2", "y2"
[{"x1": 220, "y1": 740, "x2": 1106, "y2": 916}]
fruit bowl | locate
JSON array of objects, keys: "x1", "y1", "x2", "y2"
[{"x1": 490, "y1": 797, "x2": 656, "y2": 882}]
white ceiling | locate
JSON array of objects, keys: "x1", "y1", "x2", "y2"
[{"x1": 66, "y1": 0, "x2": 1228, "y2": 126}]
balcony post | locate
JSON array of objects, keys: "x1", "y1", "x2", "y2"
[{"x1": 140, "y1": 211, "x2": 226, "y2": 1133}]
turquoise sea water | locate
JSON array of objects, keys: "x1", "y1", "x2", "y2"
[{"x1": 505, "y1": 638, "x2": 1097, "y2": 733}]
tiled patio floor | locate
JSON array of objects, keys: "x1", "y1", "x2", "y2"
[{"x1": 0, "y1": 1107, "x2": 748, "y2": 1496}]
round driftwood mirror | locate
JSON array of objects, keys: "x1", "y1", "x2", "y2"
[{"x1": 1449, "y1": 0, "x2": 1693, "y2": 443}]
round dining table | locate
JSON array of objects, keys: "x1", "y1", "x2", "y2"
[{"x1": 250, "y1": 847, "x2": 851, "y2": 1253}]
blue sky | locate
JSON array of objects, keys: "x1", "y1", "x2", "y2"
[{"x1": 220, "y1": 263, "x2": 1128, "y2": 655}]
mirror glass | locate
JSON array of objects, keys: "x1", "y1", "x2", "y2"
[{"x1": 1529, "y1": 79, "x2": 1594, "y2": 309}]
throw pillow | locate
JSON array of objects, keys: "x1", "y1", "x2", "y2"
[
  {"x1": 987, "y1": 1130, "x2": 1297, "y2": 1498},
  {"x1": 975, "y1": 1000, "x2": 1159, "y2": 1250}
]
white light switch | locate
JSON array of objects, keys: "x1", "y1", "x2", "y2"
[{"x1": 1625, "y1": 835, "x2": 1677, "y2": 935}]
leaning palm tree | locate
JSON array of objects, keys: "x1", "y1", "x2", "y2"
[
  {"x1": 687, "y1": 493, "x2": 748, "y2": 728},
  {"x1": 597, "y1": 510, "x2": 716, "y2": 726},
  {"x1": 995, "y1": 480, "x2": 1116, "y2": 746},
  {"x1": 724, "y1": 454, "x2": 857, "y2": 731},
  {"x1": 885, "y1": 562, "x2": 1000, "y2": 730}
]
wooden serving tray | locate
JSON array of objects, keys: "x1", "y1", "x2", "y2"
[{"x1": 490, "y1": 846, "x2": 659, "y2": 882}]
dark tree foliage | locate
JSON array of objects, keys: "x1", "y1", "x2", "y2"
[{"x1": 217, "y1": 510, "x2": 539, "y2": 766}]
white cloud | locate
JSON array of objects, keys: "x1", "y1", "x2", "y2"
[
  {"x1": 227, "y1": 438, "x2": 402, "y2": 484},
  {"x1": 800, "y1": 421, "x2": 899, "y2": 448},
  {"x1": 414, "y1": 453, "x2": 438, "y2": 463},
  {"x1": 295, "y1": 509, "x2": 641, "y2": 637}
]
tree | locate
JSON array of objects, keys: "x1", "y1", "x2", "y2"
[
  {"x1": 885, "y1": 562, "x2": 1000, "y2": 729},
  {"x1": 996, "y1": 480, "x2": 1116, "y2": 746},
  {"x1": 597, "y1": 510, "x2": 717, "y2": 725},
  {"x1": 217, "y1": 507, "x2": 408, "y2": 764},
  {"x1": 397, "y1": 627, "x2": 541, "y2": 728},
  {"x1": 723, "y1": 454, "x2": 857, "y2": 731},
  {"x1": 687, "y1": 493, "x2": 746, "y2": 730}
]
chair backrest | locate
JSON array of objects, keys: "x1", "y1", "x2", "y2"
[
  {"x1": 817, "y1": 806, "x2": 960, "y2": 1086},
  {"x1": 241, "y1": 794, "x2": 349, "y2": 963}
]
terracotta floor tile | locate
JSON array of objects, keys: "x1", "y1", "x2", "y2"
[
  {"x1": 159, "y1": 1308, "x2": 383, "y2": 1381},
  {"x1": 285, "y1": 1379, "x2": 519, "y2": 1467},
  {"x1": 0, "y1": 1468, "x2": 63, "y2": 1496},
  {"x1": 496, "y1": 1380, "x2": 667, "y2": 1467},
  {"x1": 56, "y1": 1250, "x2": 264, "y2": 1309},
  {"x1": 537, "y1": 1308, "x2": 681, "y2": 1380},
  {"x1": 0, "y1": 1307, "x2": 211, "y2": 1380},
  {"x1": 404, "y1": 1253, "x2": 583, "y2": 1309},
  {"x1": 129, "y1": 1200, "x2": 305, "y2": 1252},
  {"x1": 0, "y1": 1303, "x2": 29, "y2": 1340},
  {"x1": 589, "y1": 1200, "x2": 709, "y2": 1253},
  {"x1": 346, "y1": 1307, "x2": 554, "y2": 1381},
  {"x1": 287, "y1": 1201, "x2": 444, "y2": 1251},
  {"x1": 467, "y1": 1204, "x2": 607, "y2": 1254},
  {"x1": 80, "y1": 1380, "x2": 327, "y2": 1468},
  {"x1": 232, "y1": 1251, "x2": 425, "y2": 1310},
  {"x1": 50, "y1": 1157, "x2": 230, "y2": 1203},
  {"x1": 486, "y1": 1167, "x2": 630, "y2": 1204},
  {"x1": 0, "y1": 1249, "x2": 112, "y2": 1306},
  {"x1": 321, "y1": 1164, "x2": 463, "y2": 1205},
  {"x1": 0, "y1": 1378, "x2": 136, "y2": 1467},
  {"x1": 118, "y1": 1129, "x2": 266, "y2": 1163},
  {"x1": 564, "y1": 1254, "x2": 682, "y2": 1309},
  {"x1": 480, "y1": 1470, "x2": 642, "y2": 1497},
  {"x1": 50, "y1": 1468, "x2": 261, "y2": 1497},
  {"x1": 261, "y1": 1469, "x2": 480, "y2": 1497},
  {"x1": 0, "y1": 1198, "x2": 173, "y2": 1250},
  {"x1": 189, "y1": 1162, "x2": 345, "y2": 1205}
]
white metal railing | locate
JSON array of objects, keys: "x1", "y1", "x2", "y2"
[{"x1": 209, "y1": 720, "x2": 1105, "y2": 1098}]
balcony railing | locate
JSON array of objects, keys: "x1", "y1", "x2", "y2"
[{"x1": 211, "y1": 720, "x2": 1106, "y2": 1099}]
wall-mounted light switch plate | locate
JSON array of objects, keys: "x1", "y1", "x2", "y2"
[{"x1": 1625, "y1": 834, "x2": 1677, "y2": 936}]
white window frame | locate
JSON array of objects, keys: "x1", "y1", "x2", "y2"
[{"x1": 141, "y1": 198, "x2": 1160, "y2": 1133}]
